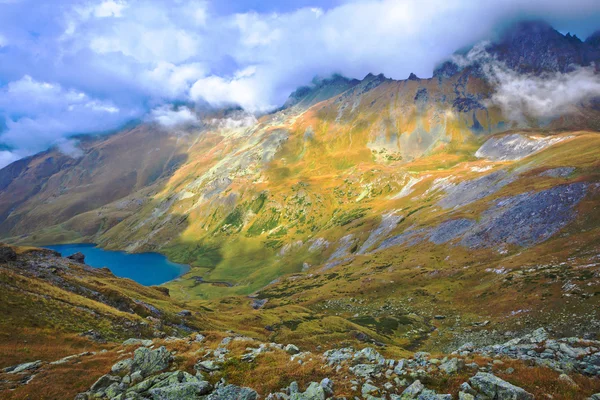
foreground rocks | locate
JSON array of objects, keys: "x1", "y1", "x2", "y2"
[
  {"x1": 457, "y1": 328, "x2": 600, "y2": 377},
  {"x1": 70, "y1": 328, "x2": 600, "y2": 399},
  {"x1": 76, "y1": 345, "x2": 257, "y2": 400}
]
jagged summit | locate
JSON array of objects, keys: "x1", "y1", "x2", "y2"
[
  {"x1": 282, "y1": 73, "x2": 360, "y2": 110},
  {"x1": 433, "y1": 19, "x2": 600, "y2": 78}
]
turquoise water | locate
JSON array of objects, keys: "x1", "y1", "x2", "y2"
[{"x1": 44, "y1": 243, "x2": 189, "y2": 286}]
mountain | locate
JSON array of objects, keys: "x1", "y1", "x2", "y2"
[{"x1": 1, "y1": 20, "x2": 600, "y2": 398}]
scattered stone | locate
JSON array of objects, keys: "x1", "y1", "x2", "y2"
[
  {"x1": 285, "y1": 344, "x2": 300, "y2": 355},
  {"x1": 123, "y1": 338, "x2": 154, "y2": 347},
  {"x1": 5, "y1": 360, "x2": 42, "y2": 374},
  {"x1": 400, "y1": 380, "x2": 424, "y2": 398},
  {"x1": 470, "y1": 372, "x2": 534, "y2": 400},
  {"x1": 195, "y1": 360, "x2": 222, "y2": 372},
  {"x1": 131, "y1": 346, "x2": 171, "y2": 377}
]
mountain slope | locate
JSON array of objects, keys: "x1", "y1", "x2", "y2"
[{"x1": 0, "y1": 20, "x2": 599, "y2": 307}]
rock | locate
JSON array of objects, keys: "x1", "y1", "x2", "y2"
[
  {"x1": 67, "y1": 252, "x2": 85, "y2": 263},
  {"x1": 418, "y1": 389, "x2": 452, "y2": 399},
  {"x1": 90, "y1": 374, "x2": 121, "y2": 393},
  {"x1": 50, "y1": 352, "x2": 92, "y2": 365},
  {"x1": 285, "y1": 344, "x2": 300, "y2": 355},
  {"x1": 349, "y1": 363, "x2": 383, "y2": 377},
  {"x1": 558, "y1": 373, "x2": 578, "y2": 387},
  {"x1": 355, "y1": 347, "x2": 385, "y2": 364},
  {"x1": 290, "y1": 382, "x2": 326, "y2": 400},
  {"x1": 252, "y1": 299, "x2": 268, "y2": 310},
  {"x1": 206, "y1": 384, "x2": 258, "y2": 400},
  {"x1": 459, "y1": 393, "x2": 475, "y2": 400},
  {"x1": 6, "y1": 360, "x2": 42, "y2": 374},
  {"x1": 111, "y1": 358, "x2": 133, "y2": 374},
  {"x1": 130, "y1": 346, "x2": 171, "y2": 377},
  {"x1": 470, "y1": 372, "x2": 534, "y2": 400},
  {"x1": 149, "y1": 381, "x2": 212, "y2": 399},
  {"x1": 362, "y1": 382, "x2": 380, "y2": 396},
  {"x1": 439, "y1": 358, "x2": 465, "y2": 374},
  {"x1": 401, "y1": 380, "x2": 424, "y2": 399},
  {"x1": 394, "y1": 359, "x2": 406, "y2": 375},
  {"x1": 320, "y1": 378, "x2": 333, "y2": 396},
  {"x1": 195, "y1": 360, "x2": 222, "y2": 372},
  {"x1": 80, "y1": 329, "x2": 106, "y2": 343},
  {"x1": 589, "y1": 394, "x2": 600, "y2": 400},
  {"x1": 123, "y1": 338, "x2": 154, "y2": 347},
  {"x1": 194, "y1": 334, "x2": 206, "y2": 342},
  {"x1": 434, "y1": 315, "x2": 446, "y2": 320},
  {"x1": 178, "y1": 310, "x2": 192, "y2": 317},
  {"x1": 530, "y1": 328, "x2": 549, "y2": 343},
  {"x1": 0, "y1": 245, "x2": 17, "y2": 263}
]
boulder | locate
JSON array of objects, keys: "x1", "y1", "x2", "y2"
[
  {"x1": 6, "y1": 360, "x2": 42, "y2": 374},
  {"x1": 285, "y1": 344, "x2": 300, "y2": 355},
  {"x1": 178, "y1": 310, "x2": 192, "y2": 317},
  {"x1": 530, "y1": 328, "x2": 549, "y2": 343},
  {"x1": 400, "y1": 380, "x2": 424, "y2": 399},
  {"x1": 439, "y1": 358, "x2": 465, "y2": 374},
  {"x1": 111, "y1": 358, "x2": 133, "y2": 374},
  {"x1": 149, "y1": 381, "x2": 212, "y2": 399},
  {"x1": 206, "y1": 384, "x2": 258, "y2": 400},
  {"x1": 123, "y1": 338, "x2": 154, "y2": 347},
  {"x1": 290, "y1": 382, "x2": 326, "y2": 400},
  {"x1": 470, "y1": 372, "x2": 534, "y2": 400},
  {"x1": 90, "y1": 374, "x2": 121, "y2": 393},
  {"x1": 67, "y1": 252, "x2": 85, "y2": 263},
  {"x1": 130, "y1": 346, "x2": 171, "y2": 377},
  {"x1": 349, "y1": 363, "x2": 383, "y2": 377},
  {"x1": 0, "y1": 246, "x2": 17, "y2": 263},
  {"x1": 195, "y1": 360, "x2": 222, "y2": 372},
  {"x1": 355, "y1": 347, "x2": 386, "y2": 364}
]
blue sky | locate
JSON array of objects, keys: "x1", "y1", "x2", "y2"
[{"x1": 0, "y1": 0, "x2": 599, "y2": 167}]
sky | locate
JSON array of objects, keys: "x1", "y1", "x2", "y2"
[{"x1": 0, "y1": 0, "x2": 600, "y2": 168}]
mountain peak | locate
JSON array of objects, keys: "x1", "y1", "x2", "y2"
[{"x1": 283, "y1": 74, "x2": 360, "y2": 110}]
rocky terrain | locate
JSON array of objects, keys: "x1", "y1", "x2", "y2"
[{"x1": 4, "y1": 325, "x2": 600, "y2": 399}]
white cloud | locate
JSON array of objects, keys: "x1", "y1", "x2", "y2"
[
  {"x1": 0, "y1": 150, "x2": 20, "y2": 169},
  {"x1": 1, "y1": 0, "x2": 600, "y2": 166},
  {"x1": 0, "y1": 75, "x2": 134, "y2": 159},
  {"x1": 150, "y1": 105, "x2": 199, "y2": 127},
  {"x1": 93, "y1": 0, "x2": 127, "y2": 18},
  {"x1": 453, "y1": 44, "x2": 600, "y2": 122}
]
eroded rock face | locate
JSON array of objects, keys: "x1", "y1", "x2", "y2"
[
  {"x1": 461, "y1": 182, "x2": 588, "y2": 248},
  {"x1": 475, "y1": 133, "x2": 567, "y2": 161},
  {"x1": 469, "y1": 372, "x2": 534, "y2": 400}
]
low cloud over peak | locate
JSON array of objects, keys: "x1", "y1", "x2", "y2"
[{"x1": 0, "y1": 0, "x2": 600, "y2": 167}]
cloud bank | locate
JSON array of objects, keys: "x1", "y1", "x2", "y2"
[
  {"x1": 0, "y1": 0, "x2": 599, "y2": 167},
  {"x1": 453, "y1": 43, "x2": 600, "y2": 122}
]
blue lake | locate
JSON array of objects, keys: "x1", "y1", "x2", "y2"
[{"x1": 44, "y1": 243, "x2": 189, "y2": 286}]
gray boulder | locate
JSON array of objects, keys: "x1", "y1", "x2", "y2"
[
  {"x1": 67, "y1": 252, "x2": 86, "y2": 263},
  {"x1": 111, "y1": 358, "x2": 133, "y2": 374},
  {"x1": 290, "y1": 382, "x2": 326, "y2": 400},
  {"x1": 206, "y1": 384, "x2": 258, "y2": 400},
  {"x1": 149, "y1": 381, "x2": 212, "y2": 399},
  {"x1": 401, "y1": 380, "x2": 424, "y2": 399},
  {"x1": 5, "y1": 360, "x2": 42, "y2": 374},
  {"x1": 131, "y1": 346, "x2": 171, "y2": 377},
  {"x1": 470, "y1": 372, "x2": 534, "y2": 400},
  {"x1": 439, "y1": 358, "x2": 465, "y2": 374}
]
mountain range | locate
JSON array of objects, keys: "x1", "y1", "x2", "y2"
[{"x1": 1, "y1": 20, "x2": 600, "y2": 399}]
